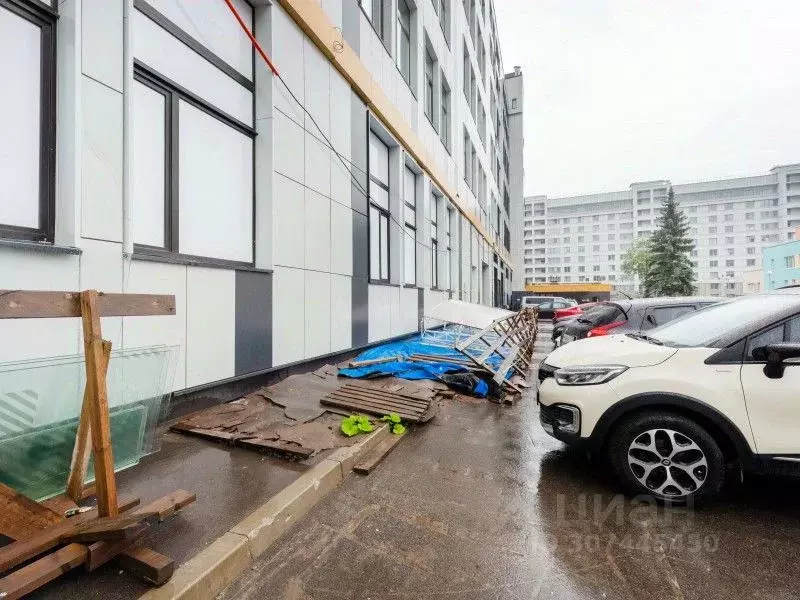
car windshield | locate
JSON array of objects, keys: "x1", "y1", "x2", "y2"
[{"x1": 647, "y1": 295, "x2": 800, "y2": 347}]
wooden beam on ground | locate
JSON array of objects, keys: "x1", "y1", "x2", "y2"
[
  {"x1": 0, "y1": 290, "x2": 176, "y2": 319},
  {"x1": 347, "y1": 355, "x2": 400, "y2": 368},
  {"x1": 39, "y1": 494, "x2": 79, "y2": 517},
  {"x1": 353, "y1": 433, "x2": 405, "y2": 475},
  {"x1": 80, "y1": 290, "x2": 118, "y2": 517},
  {"x1": 67, "y1": 339, "x2": 112, "y2": 502},
  {"x1": 0, "y1": 484, "x2": 63, "y2": 541},
  {"x1": 85, "y1": 524, "x2": 149, "y2": 571},
  {"x1": 61, "y1": 515, "x2": 151, "y2": 544},
  {"x1": 0, "y1": 496, "x2": 140, "y2": 575},
  {"x1": 0, "y1": 544, "x2": 88, "y2": 600},
  {"x1": 117, "y1": 547, "x2": 175, "y2": 585}
]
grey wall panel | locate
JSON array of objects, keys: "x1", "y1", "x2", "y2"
[
  {"x1": 352, "y1": 275, "x2": 369, "y2": 345},
  {"x1": 351, "y1": 89, "x2": 369, "y2": 345},
  {"x1": 351, "y1": 93, "x2": 368, "y2": 216},
  {"x1": 342, "y1": 0, "x2": 360, "y2": 52},
  {"x1": 235, "y1": 270, "x2": 272, "y2": 375}
]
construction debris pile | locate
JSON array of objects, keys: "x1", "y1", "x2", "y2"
[{"x1": 169, "y1": 301, "x2": 537, "y2": 464}]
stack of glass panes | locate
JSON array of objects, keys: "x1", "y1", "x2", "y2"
[{"x1": 0, "y1": 345, "x2": 178, "y2": 501}]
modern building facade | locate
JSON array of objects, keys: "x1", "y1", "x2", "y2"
[
  {"x1": 763, "y1": 227, "x2": 800, "y2": 290},
  {"x1": 517, "y1": 164, "x2": 800, "y2": 297},
  {"x1": 0, "y1": 0, "x2": 522, "y2": 398}
]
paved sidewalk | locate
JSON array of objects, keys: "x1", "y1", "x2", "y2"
[{"x1": 221, "y1": 329, "x2": 800, "y2": 600}]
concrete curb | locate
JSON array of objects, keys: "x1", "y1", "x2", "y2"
[{"x1": 139, "y1": 424, "x2": 390, "y2": 600}]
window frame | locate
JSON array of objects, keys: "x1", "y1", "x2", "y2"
[
  {"x1": 0, "y1": 0, "x2": 57, "y2": 243},
  {"x1": 132, "y1": 63, "x2": 257, "y2": 269},
  {"x1": 423, "y1": 46, "x2": 435, "y2": 124},
  {"x1": 368, "y1": 130, "x2": 391, "y2": 283},
  {"x1": 440, "y1": 74, "x2": 451, "y2": 152},
  {"x1": 403, "y1": 165, "x2": 417, "y2": 286},
  {"x1": 430, "y1": 193, "x2": 439, "y2": 288},
  {"x1": 396, "y1": 0, "x2": 412, "y2": 85}
]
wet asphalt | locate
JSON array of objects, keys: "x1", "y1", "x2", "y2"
[{"x1": 221, "y1": 325, "x2": 800, "y2": 600}]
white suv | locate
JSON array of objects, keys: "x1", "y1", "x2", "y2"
[{"x1": 537, "y1": 289, "x2": 800, "y2": 502}]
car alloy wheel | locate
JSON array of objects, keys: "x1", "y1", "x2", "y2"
[{"x1": 627, "y1": 428, "x2": 708, "y2": 498}]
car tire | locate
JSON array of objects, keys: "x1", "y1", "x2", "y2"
[{"x1": 608, "y1": 411, "x2": 725, "y2": 504}]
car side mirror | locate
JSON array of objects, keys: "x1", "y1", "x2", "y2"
[
  {"x1": 646, "y1": 314, "x2": 656, "y2": 325},
  {"x1": 752, "y1": 343, "x2": 800, "y2": 379}
]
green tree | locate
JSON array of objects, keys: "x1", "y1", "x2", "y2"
[
  {"x1": 621, "y1": 236, "x2": 653, "y2": 288},
  {"x1": 642, "y1": 186, "x2": 696, "y2": 297}
]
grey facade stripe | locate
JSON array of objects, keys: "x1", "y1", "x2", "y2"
[
  {"x1": 342, "y1": 0, "x2": 360, "y2": 52},
  {"x1": 351, "y1": 90, "x2": 369, "y2": 346},
  {"x1": 235, "y1": 270, "x2": 272, "y2": 376}
]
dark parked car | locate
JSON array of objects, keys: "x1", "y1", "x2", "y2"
[
  {"x1": 532, "y1": 298, "x2": 578, "y2": 320},
  {"x1": 555, "y1": 297, "x2": 721, "y2": 346}
]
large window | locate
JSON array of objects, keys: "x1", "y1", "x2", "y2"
[
  {"x1": 424, "y1": 47, "x2": 435, "y2": 124},
  {"x1": 396, "y1": 0, "x2": 412, "y2": 84},
  {"x1": 430, "y1": 193, "x2": 439, "y2": 288},
  {"x1": 440, "y1": 76, "x2": 451, "y2": 150},
  {"x1": 361, "y1": 0, "x2": 388, "y2": 44},
  {"x1": 444, "y1": 207, "x2": 452, "y2": 289},
  {"x1": 438, "y1": 0, "x2": 449, "y2": 41},
  {"x1": 0, "y1": 0, "x2": 56, "y2": 242},
  {"x1": 132, "y1": 67, "x2": 255, "y2": 264},
  {"x1": 369, "y1": 132, "x2": 390, "y2": 282},
  {"x1": 403, "y1": 167, "x2": 417, "y2": 285}
]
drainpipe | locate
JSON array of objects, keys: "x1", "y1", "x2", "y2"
[{"x1": 121, "y1": 0, "x2": 134, "y2": 262}]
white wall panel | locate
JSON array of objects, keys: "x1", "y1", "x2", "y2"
[
  {"x1": 329, "y1": 68, "x2": 351, "y2": 166},
  {"x1": 178, "y1": 101, "x2": 253, "y2": 262},
  {"x1": 273, "y1": 110, "x2": 305, "y2": 184},
  {"x1": 305, "y1": 188, "x2": 330, "y2": 272},
  {"x1": 273, "y1": 173, "x2": 305, "y2": 268},
  {"x1": 304, "y1": 270, "x2": 331, "y2": 358},
  {"x1": 398, "y1": 286, "x2": 419, "y2": 334},
  {"x1": 303, "y1": 39, "x2": 330, "y2": 138},
  {"x1": 368, "y1": 284, "x2": 391, "y2": 342},
  {"x1": 0, "y1": 6, "x2": 41, "y2": 229},
  {"x1": 134, "y1": 8, "x2": 252, "y2": 124},
  {"x1": 82, "y1": 0, "x2": 123, "y2": 91},
  {"x1": 142, "y1": 0, "x2": 253, "y2": 79},
  {"x1": 304, "y1": 132, "x2": 331, "y2": 197},
  {"x1": 330, "y1": 200, "x2": 352, "y2": 275},
  {"x1": 82, "y1": 76, "x2": 123, "y2": 242},
  {"x1": 331, "y1": 159, "x2": 352, "y2": 209},
  {"x1": 123, "y1": 260, "x2": 187, "y2": 390},
  {"x1": 132, "y1": 80, "x2": 166, "y2": 247},
  {"x1": 271, "y1": 5, "x2": 305, "y2": 125},
  {"x1": 330, "y1": 274, "x2": 351, "y2": 352},
  {"x1": 272, "y1": 266, "x2": 305, "y2": 365},
  {"x1": 388, "y1": 285, "x2": 402, "y2": 336},
  {"x1": 0, "y1": 250, "x2": 80, "y2": 362},
  {"x1": 185, "y1": 267, "x2": 236, "y2": 387},
  {"x1": 79, "y1": 239, "x2": 124, "y2": 348}
]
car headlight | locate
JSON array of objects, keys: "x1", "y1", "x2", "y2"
[{"x1": 554, "y1": 365, "x2": 628, "y2": 386}]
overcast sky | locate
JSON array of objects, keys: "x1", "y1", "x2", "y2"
[{"x1": 494, "y1": 0, "x2": 800, "y2": 198}]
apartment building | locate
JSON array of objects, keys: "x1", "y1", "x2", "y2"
[
  {"x1": 763, "y1": 227, "x2": 800, "y2": 290},
  {"x1": 517, "y1": 164, "x2": 800, "y2": 297},
  {"x1": 0, "y1": 0, "x2": 522, "y2": 399}
]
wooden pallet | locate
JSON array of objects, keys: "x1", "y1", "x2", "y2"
[{"x1": 320, "y1": 382, "x2": 438, "y2": 423}]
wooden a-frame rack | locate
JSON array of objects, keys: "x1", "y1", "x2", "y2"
[{"x1": 0, "y1": 290, "x2": 196, "y2": 599}]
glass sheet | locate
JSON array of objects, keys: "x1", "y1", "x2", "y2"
[{"x1": 0, "y1": 345, "x2": 178, "y2": 500}]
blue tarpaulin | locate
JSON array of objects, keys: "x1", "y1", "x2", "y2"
[{"x1": 338, "y1": 334, "x2": 505, "y2": 397}]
